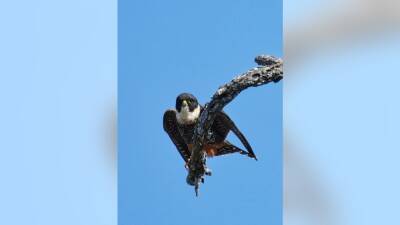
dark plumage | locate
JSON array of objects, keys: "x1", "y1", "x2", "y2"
[{"x1": 163, "y1": 93, "x2": 257, "y2": 164}]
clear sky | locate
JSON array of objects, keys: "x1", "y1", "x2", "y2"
[{"x1": 119, "y1": 1, "x2": 282, "y2": 225}]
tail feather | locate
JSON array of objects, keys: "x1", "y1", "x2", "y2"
[{"x1": 216, "y1": 142, "x2": 257, "y2": 160}]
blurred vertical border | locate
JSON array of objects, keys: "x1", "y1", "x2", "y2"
[
  {"x1": 0, "y1": 1, "x2": 117, "y2": 225},
  {"x1": 285, "y1": 0, "x2": 400, "y2": 224}
]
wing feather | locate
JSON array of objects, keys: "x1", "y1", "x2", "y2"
[
  {"x1": 163, "y1": 110, "x2": 191, "y2": 162},
  {"x1": 213, "y1": 111, "x2": 257, "y2": 160}
]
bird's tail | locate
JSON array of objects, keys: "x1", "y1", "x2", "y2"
[{"x1": 215, "y1": 142, "x2": 258, "y2": 160}]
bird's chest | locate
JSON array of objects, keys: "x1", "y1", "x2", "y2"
[
  {"x1": 178, "y1": 123, "x2": 218, "y2": 144},
  {"x1": 177, "y1": 123, "x2": 196, "y2": 144}
]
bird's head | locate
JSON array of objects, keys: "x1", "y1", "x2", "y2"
[
  {"x1": 176, "y1": 93, "x2": 199, "y2": 112},
  {"x1": 175, "y1": 93, "x2": 200, "y2": 124}
]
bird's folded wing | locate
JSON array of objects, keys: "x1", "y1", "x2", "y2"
[{"x1": 163, "y1": 109, "x2": 191, "y2": 162}]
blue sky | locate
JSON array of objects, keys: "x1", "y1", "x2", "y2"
[{"x1": 119, "y1": 1, "x2": 282, "y2": 225}]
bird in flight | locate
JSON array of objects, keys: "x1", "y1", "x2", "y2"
[{"x1": 163, "y1": 93, "x2": 257, "y2": 170}]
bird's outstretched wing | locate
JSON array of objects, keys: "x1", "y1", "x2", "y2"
[
  {"x1": 163, "y1": 109, "x2": 191, "y2": 162},
  {"x1": 212, "y1": 111, "x2": 257, "y2": 160}
]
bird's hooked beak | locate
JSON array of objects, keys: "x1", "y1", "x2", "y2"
[{"x1": 182, "y1": 100, "x2": 188, "y2": 107}]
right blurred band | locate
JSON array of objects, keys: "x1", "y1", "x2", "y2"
[{"x1": 284, "y1": 0, "x2": 400, "y2": 224}]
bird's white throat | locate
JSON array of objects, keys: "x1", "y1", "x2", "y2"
[{"x1": 176, "y1": 105, "x2": 200, "y2": 124}]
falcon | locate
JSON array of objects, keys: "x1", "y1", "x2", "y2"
[{"x1": 163, "y1": 93, "x2": 257, "y2": 169}]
